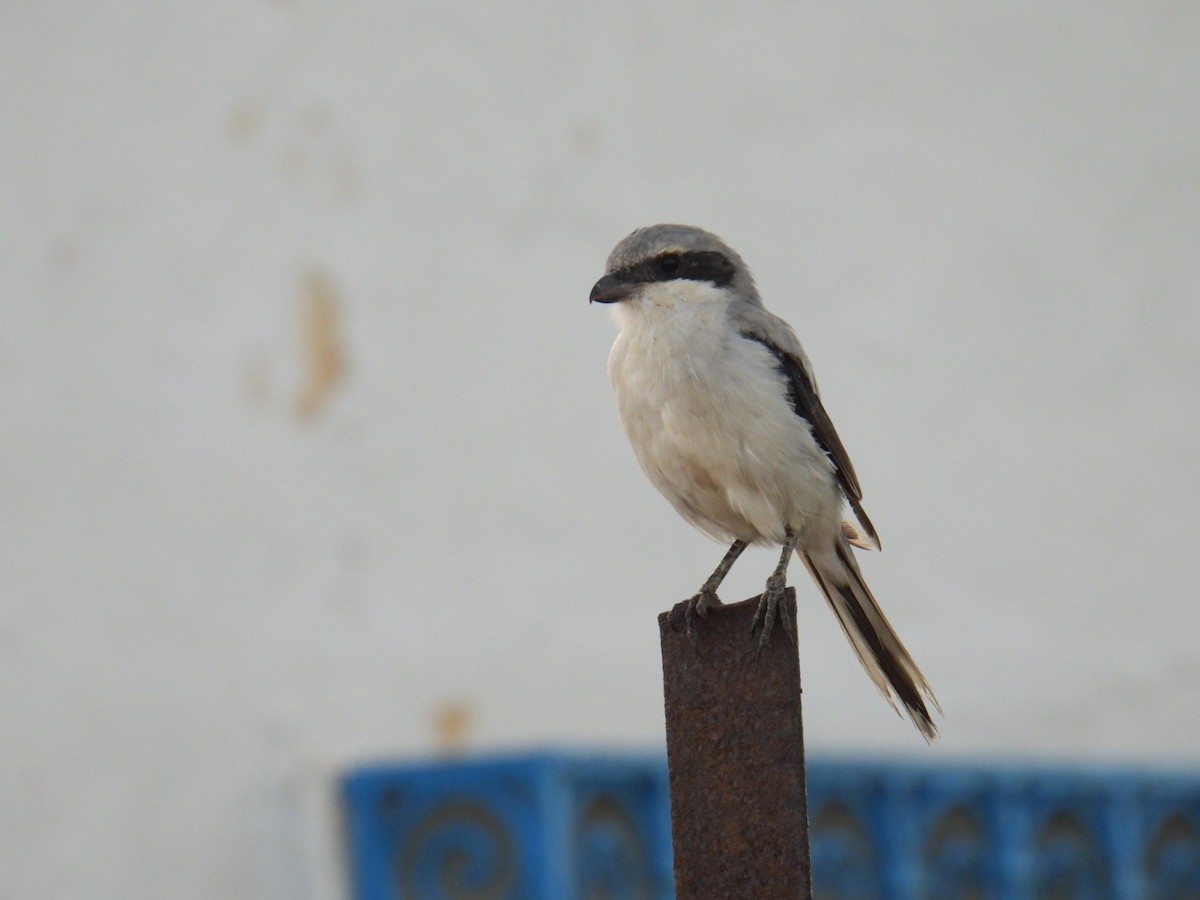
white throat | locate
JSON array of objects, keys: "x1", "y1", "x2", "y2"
[{"x1": 610, "y1": 280, "x2": 735, "y2": 333}]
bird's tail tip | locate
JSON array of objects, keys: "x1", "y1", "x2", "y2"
[{"x1": 802, "y1": 540, "x2": 940, "y2": 741}]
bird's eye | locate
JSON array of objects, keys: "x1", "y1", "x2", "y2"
[{"x1": 657, "y1": 254, "x2": 681, "y2": 276}]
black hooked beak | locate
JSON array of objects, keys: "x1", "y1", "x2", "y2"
[{"x1": 589, "y1": 273, "x2": 636, "y2": 304}]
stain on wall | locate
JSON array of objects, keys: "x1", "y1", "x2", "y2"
[
  {"x1": 432, "y1": 701, "x2": 476, "y2": 755},
  {"x1": 295, "y1": 269, "x2": 346, "y2": 420}
]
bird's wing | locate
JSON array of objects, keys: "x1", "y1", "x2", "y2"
[{"x1": 731, "y1": 305, "x2": 881, "y2": 550}]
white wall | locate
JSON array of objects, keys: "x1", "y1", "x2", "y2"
[{"x1": 3, "y1": 2, "x2": 1198, "y2": 897}]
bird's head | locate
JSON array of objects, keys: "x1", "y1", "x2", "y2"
[{"x1": 589, "y1": 224, "x2": 760, "y2": 317}]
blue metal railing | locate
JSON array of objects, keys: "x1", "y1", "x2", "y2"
[{"x1": 341, "y1": 752, "x2": 1200, "y2": 899}]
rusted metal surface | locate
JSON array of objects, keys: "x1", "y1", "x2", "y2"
[{"x1": 659, "y1": 589, "x2": 812, "y2": 899}]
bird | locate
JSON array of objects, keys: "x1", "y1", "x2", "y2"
[{"x1": 590, "y1": 224, "x2": 939, "y2": 740}]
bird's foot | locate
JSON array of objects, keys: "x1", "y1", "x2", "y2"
[
  {"x1": 668, "y1": 588, "x2": 723, "y2": 650},
  {"x1": 750, "y1": 575, "x2": 796, "y2": 650}
]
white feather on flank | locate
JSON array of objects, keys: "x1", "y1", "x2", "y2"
[{"x1": 841, "y1": 520, "x2": 874, "y2": 550}]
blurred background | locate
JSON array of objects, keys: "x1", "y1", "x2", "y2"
[{"x1": 3, "y1": 2, "x2": 1198, "y2": 898}]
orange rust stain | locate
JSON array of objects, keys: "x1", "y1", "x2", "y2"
[
  {"x1": 432, "y1": 701, "x2": 475, "y2": 755},
  {"x1": 295, "y1": 269, "x2": 346, "y2": 420}
]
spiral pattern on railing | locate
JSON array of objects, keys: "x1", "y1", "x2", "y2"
[
  {"x1": 395, "y1": 800, "x2": 517, "y2": 900},
  {"x1": 810, "y1": 799, "x2": 879, "y2": 898},
  {"x1": 921, "y1": 804, "x2": 988, "y2": 899},
  {"x1": 576, "y1": 793, "x2": 654, "y2": 900},
  {"x1": 1030, "y1": 809, "x2": 1108, "y2": 898},
  {"x1": 1143, "y1": 811, "x2": 1200, "y2": 897}
]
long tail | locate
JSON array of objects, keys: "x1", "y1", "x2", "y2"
[{"x1": 800, "y1": 539, "x2": 940, "y2": 741}]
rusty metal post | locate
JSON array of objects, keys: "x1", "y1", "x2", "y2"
[{"x1": 659, "y1": 589, "x2": 813, "y2": 899}]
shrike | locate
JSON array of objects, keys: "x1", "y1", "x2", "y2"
[{"x1": 590, "y1": 224, "x2": 938, "y2": 739}]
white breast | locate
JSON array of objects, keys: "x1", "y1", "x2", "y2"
[{"x1": 606, "y1": 283, "x2": 840, "y2": 545}]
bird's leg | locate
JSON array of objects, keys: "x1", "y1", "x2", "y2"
[
  {"x1": 751, "y1": 527, "x2": 800, "y2": 648},
  {"x1": 678, "y1": 539, "x2": 748, "y2": 645},
  {"x1": 694, "y1": 539, "x2": 748, "y2": 613}
]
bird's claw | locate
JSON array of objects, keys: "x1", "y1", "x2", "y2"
[
  {"x1": 750, "y1": 576, "x2": 796, "y2": 651},
  {"x1": 669, "y1": 588, "x2": 723, "y2": 651}
]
